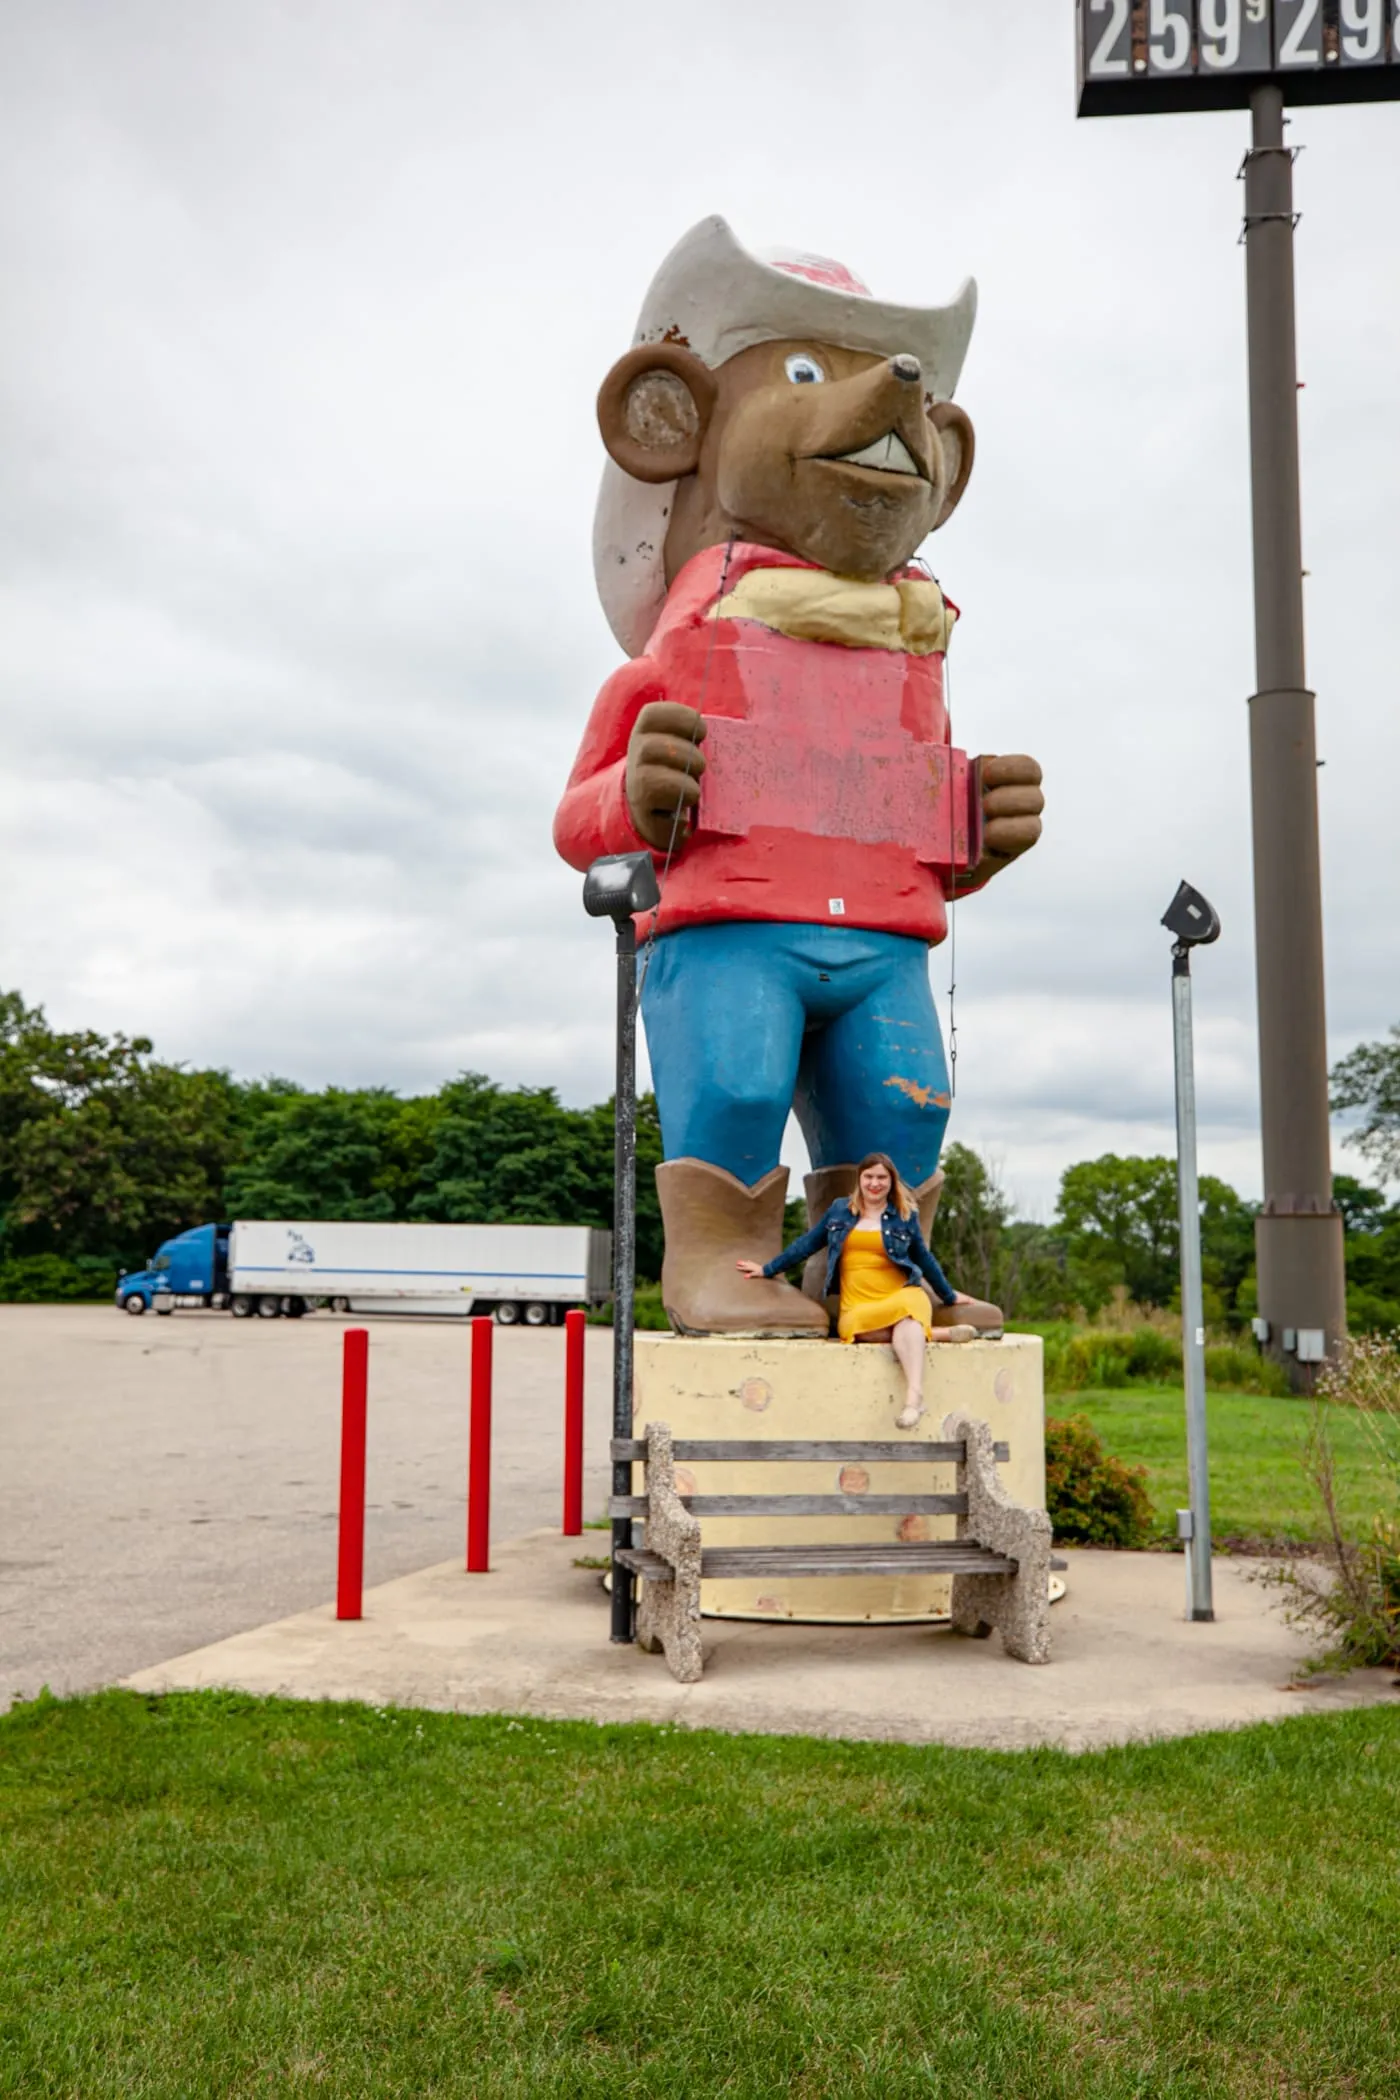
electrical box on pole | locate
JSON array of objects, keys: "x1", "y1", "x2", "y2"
[{"x1": 1074, "y1": 1, "x2": 1397, "y2": 1380}]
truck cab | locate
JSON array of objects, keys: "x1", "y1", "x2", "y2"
[{"x1": 116, "y1": 1224, "x2": 230, "y2": 1315}]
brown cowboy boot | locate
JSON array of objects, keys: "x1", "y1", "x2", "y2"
[
  {"x1": 656, "y1": 1159, "x2": 830, "y2": 1338},
  {"x1": 912, "y1": 1168, "x2": 945, "y2": 1238},
  {"x1": 909, "y1": 1169, "x2": 1004, "y2": 1337},
  {"x1": 800, "y1": 1164, "x2": 861, "y2": 1318}
]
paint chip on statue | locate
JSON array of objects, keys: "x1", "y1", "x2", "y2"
[{"x1": 884, "y1": 1074, "x2": 952, "y2": 1110}]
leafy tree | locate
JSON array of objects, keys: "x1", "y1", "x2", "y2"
[
  {"x1": 1332, "y1": 1174, "x2": 1400, "y2": 1334},
  {"x1": 932, "y1": 1143, "x2": 1011, "y2": 1303},
  {"x1": 1331, "y1": 1026, "x2": 1400, "y2": 1185},
  {"x1": 402, "y1": 1075, "x2": 664, "y2": 1279},
  {"x1": 0, "y1": 989, "x2": 237, "y2": 1271},
  {"x1": 1053, "y1": 1152, "x2": 1256, "y2": 1323},
  {"x1": 992, "y1": 1220, "x2": 1075, "y2": 1323},
  {"x1": 225, "y1": 1085, "x2": 409, "y2": 1222},
  {"x1": 1335, "y1": 1173, "x2": 1392, "y2": 1236},
  {"x1": 1056, "y1": 1154, "x2": 1182, "y2": 1310}
]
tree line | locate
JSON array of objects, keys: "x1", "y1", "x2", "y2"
[{"x1": 2, "y1": 985, "x2": 1397, "y2": 1329}]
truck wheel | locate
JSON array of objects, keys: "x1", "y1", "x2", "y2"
[
  {"x1": 330, "y1": 1297, "x2": 351, "y2": 1314},
  {"x1": 230, "y1": 1296, "x2": 253, "y2": 1318},
  {"x1": 523, "y1": 1302, "x2": 549, "y2": 1327},
  {"x1": 256, "y1": 1296, "x2": 282, "y2": 1319},
  {"x1": 155, "y1": 1300, "x2": 174, "y2": 1316},
  {"x1": 282, "y1": 1297, "x2": 306, "y2": 1319},
  {"x1": 496, "y1": 1302, "x2": 520, "y2": 1326},
  {"x1": 122, "y1": 1294, "x2": 147, "y2": 1316}
]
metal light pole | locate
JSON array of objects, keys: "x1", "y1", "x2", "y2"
[
  {"x1": 583, "y1": 851, "x2": 661, "y2": 1644},
  {"x1": 1241, "y1": 85, "x2": 1347, "y2": 1378},
  {"x1": 1162, "y1": 880, "x2": 1220, "y2": 1623}
]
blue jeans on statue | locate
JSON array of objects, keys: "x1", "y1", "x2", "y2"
[{"x1": 640, "y1": 921, "x2": 951, "y2": 1189}]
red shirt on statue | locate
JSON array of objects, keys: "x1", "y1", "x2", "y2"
[{"x1": 552, "y1": 542, "x2": 981, "y2": 942}]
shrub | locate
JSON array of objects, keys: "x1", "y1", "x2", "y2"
[
  {"x1": 1202, "y1": 1342, "x2": 1291, "y2": 1396},
  {"x1": 1041, "y1": 1327, "x2": 1179, "y2": 1392},
  {"x1": 0, "y1": 1254, "x2": 118, "y2": 1303},
  {"x1": 1044, "y1": 1413, "x2": 1155, "y2": 1548},
  {"x1": 1035, "y1": 1324, "x2": 1290, "y2": 1397}
]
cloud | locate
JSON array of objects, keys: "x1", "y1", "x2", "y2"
[{"x1": 1, "y1": 0, "x2": 1396, "y2": 1219}]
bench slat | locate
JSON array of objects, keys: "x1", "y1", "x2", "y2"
[
  {"x1": 609, "y1": 1439, "x2": 1009, "y2": 1464},
  {"x1": 614, "y1": 1545, "x2": 1017, "y2": 1580},
  {"x1": 608, "y1": 1492, "x2": 968, "y2": 1518}
]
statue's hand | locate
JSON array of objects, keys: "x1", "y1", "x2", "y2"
[
  {"x1": 625, "y1": 700, "x2": 707, "y2": 853},
  {"x1": 975, "y1": 754, "x2": 1043, "y2": 870}
]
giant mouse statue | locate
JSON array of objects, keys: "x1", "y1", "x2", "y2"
[{"x1": 554, "y1": 218, "x2": 1043, "y2": 1336}]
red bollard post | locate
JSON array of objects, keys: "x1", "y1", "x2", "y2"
[
  {"x1": 563, "y1": 1308, "x2": 586, "y2": 1535},
  {"x1": 336, "y1": 1328, "x2": 369, "y2": 1621},
  {"x1": 466, "y1": 1315, "x2": 493, "y2": 1572}
]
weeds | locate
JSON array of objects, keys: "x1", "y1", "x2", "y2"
[{"x1": 1265, "y1": 1335, "x2": 1400, "y2": 1672}]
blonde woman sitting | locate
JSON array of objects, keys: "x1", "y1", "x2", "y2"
[{"x1": 738, "y1": 1151, "x2": 977, "y2": 1428}]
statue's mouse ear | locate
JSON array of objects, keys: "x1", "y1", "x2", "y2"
[
  {"x1": 928, "y1": 401, "x2": 976, "y2": 530},
  {"x1": 597, "y1": 343, "x2": 717, "y2": 485}
]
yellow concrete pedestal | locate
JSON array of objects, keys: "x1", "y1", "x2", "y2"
[{"x1": 633, "y1": 1333, "x2": 1046, "y2": 1625}]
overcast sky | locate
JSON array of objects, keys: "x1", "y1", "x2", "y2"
[{"x1": 1, "y1": 0, "x2": 1395, "y2": 1217}]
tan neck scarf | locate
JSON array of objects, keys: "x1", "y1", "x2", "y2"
[{"x1": 711, "y1": 566, "x2": 954, "y2": 656}]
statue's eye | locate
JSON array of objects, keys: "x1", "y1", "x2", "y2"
[{"x1": 784, "y1": 353, "x2": 825, "y2": 385}]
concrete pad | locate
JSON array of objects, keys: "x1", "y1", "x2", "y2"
[
  {"x1": 124, "y1": 1529, "x2": 1398, "y2": 1752},
  {"x1": 0, "y1": 1305, "x2": 617, "y2": 1709}
]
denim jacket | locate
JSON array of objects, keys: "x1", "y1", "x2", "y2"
[{"x1": 762, "y1": 1199, "x2": 958, "y2": 1304}]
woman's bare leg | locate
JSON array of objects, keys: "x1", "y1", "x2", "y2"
[{"x1": 891, "y1": 1317, "x2": 926, "y2": 1428}]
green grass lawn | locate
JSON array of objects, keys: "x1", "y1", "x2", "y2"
[
  {"x1": 1061, "y1": 1385, "x2": 1397, "y2": 1548},
  {"x1": 3, "y1": 1694, "x2": 1400, "y2": 2098}
]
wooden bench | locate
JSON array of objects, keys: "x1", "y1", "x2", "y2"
[{"x1": 611, "y1": 1412, "x2": 1053, "y2": 1682}]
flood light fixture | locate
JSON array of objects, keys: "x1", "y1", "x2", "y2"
[{"x1": 583, "y1": 852, "x2": 661, "y2": 923}]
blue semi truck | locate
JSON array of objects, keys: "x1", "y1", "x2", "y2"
[
  {"x1": 118, "y1": 1223, "x2": 230, "y2": 1314},
  {"x1": 116, "y1": 1219, "x2": 611, "y2": 1323}
]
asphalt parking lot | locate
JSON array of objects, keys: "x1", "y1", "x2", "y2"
[{"x1": 0, "y1": 1305, "x2": 615, "y2": 1711}]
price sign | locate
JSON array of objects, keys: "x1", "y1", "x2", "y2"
[{"x1": 1078, "y1": 0, "x2": 1400, "y2": 112}]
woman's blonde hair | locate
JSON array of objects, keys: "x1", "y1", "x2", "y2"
[{"x1": 847, "y1": 1151, "x2": 917, "y2": 1221}]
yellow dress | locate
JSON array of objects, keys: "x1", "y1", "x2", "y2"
[{"x1": 836, "y1": 1229, "x2": 934, "y2": 1344}]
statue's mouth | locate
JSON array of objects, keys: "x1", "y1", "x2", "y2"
[{"x1": 820, "y1": 431, "x2": 925, "y2": 479}]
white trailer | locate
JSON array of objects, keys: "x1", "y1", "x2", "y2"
[{"x1": 226, "y1": 1219, "x2": 611, "y2": 1323}]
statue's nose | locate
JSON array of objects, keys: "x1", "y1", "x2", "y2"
[{"x1": 890, "y1": 354, "x2": 921, "y2": 383}]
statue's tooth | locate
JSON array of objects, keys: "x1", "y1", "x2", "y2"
[{"x1": 833, "y1": 431, "x2": 920, "y2": 475}]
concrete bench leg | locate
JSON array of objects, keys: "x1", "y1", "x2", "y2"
[
  {"x1": 943, "y1": 1411, "x2": 1052, "y2": 1665},
  {"x1": 634, "y1": 1422, "x2": 704, "y2": 1684}
]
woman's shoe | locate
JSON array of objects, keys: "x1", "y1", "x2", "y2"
[
  {"x1": 895, "y1": 1398, "x2": 925, "y2": 1430},
  {"x1": 928, "y1": 1323, "x2": 978, "y2": 1344}
]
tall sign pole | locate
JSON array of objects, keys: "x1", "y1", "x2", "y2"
[
  {"x1": 1240, "y1": 81, "x2": 1345, "y2": 1373},
  {"x1": 1076, "y1": 1, "x2": 1398, "y2": 1379}
]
